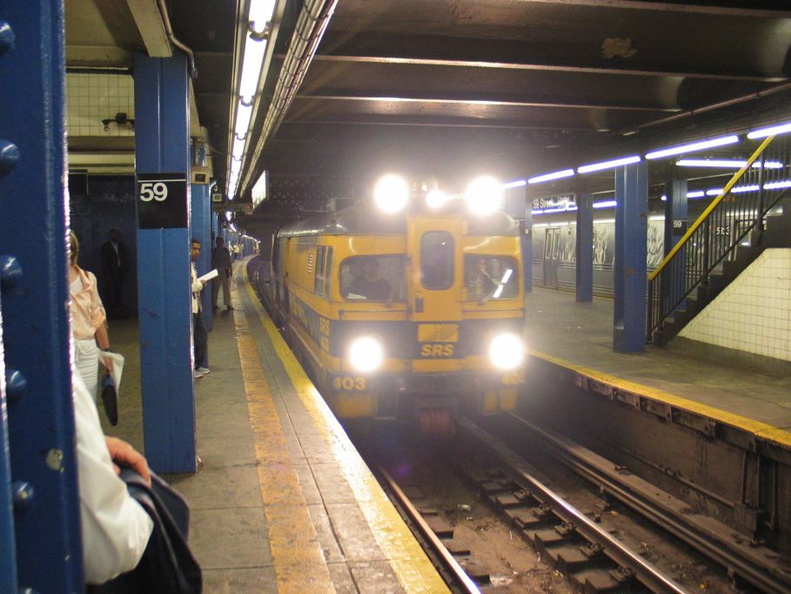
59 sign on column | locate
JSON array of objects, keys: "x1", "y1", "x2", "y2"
[{"x1": 137, "y1": 172, "x2": 188, "y2": 229}]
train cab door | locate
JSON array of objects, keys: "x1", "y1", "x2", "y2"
[
  {"x1": 406, "y1": 216, "x2": 464, "y2": 365},
  {"x1": 543, "y1": 226, "x2": 561, "y2": 289}
]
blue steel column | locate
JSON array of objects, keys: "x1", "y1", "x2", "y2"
[
  {"x1": 0, "y1": 1, "x2": 83, "y2": 590},
  {"x1": 664, "y1": 179, "x2": 688, "y2": 312},
  {"x1": 613, "y1": 162, "x2": 648, "y2": 353},
  {"x1": 575, "y1": 192, "x2": 593, "y2": 302},
  {"x1": 505, "y1": 185, "x2": 531, "y2": 293},
  {"x1": 191, "y1": 141, "x2": 212, "y2": 338},
  {"x1": 0, "y1": 300, "x2": 15, "y2": 593},
  {"x1": 0, "y1": 16, "x2": 18, "y2": 593},
  {"x1": 134, "y1": 53, "x2": 197, "y2": 473}
]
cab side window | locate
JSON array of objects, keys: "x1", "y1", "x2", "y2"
[
  {"x1": 341, "y1": 256, "x2": 404, "y2": 302},
  {"x1": 464, "y1": 255, "x2": 518, "y2": 301}
]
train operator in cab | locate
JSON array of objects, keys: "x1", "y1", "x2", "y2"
[
  {"x1": 467, "y1": 257, "x2": 498, "y2": 301},
  {"x1": 345, "y1": 258, "x2": 394, "y2": 301}
]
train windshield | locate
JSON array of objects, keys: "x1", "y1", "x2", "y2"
[
  {"x1": 464, "y1": 255, "x2": 519, "y2": 301},
  {"x1": 341, "y1": 256, "x2": 405, "y2": 302}
]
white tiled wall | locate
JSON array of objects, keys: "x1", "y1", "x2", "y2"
[
  {"x1": 679, "y1": 249, "x2": 791, "y2": 362},
  {"x1": 66, "y1": 73, "x2": 134, "y2": 137}
]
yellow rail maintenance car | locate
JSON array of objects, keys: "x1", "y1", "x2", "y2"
[{"x1": 259, "y1": 175, "x2": 526, "y2": 435}]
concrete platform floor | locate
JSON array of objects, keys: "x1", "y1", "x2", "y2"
[{"x1": 523, "y1": 287, "x2": 791, "y2": 437}]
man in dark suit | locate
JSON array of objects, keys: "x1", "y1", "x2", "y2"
[{"x1": 100, "y1": 228, "x2": 130, "y2": 319}]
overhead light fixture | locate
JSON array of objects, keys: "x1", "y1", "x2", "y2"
[
  {"x1": 502, "y1": 179, "x2": 527, "y2": 189},
  {"x1": 527, "y1": 169, "x2": 575, "y2": 184},
  {"x1": 234, "y1": 102, "x2": 253, "y2": 138},
  {"x1": 577, "y1": 155, "x2": 640, "y2": 174},
  {"x1": 252, "y1": 170, "x2": 268, "y2": 208},
  {"x1": 747, "y1": 121, "x2": 791, "y2": 139},
  {"x1": 676, "y1": 158, "x2": 782, "y2": 169},
  {"x1": 226, "y1": 0, "x2": 278, "y2": 199},
  {"x1": 645, "y1": 135, "x2": 739, "y2": 160},
  {"x1": 764, "y1": 180, "x2": 791, "y2": 190},
  {"x1": 593, "y1": 200, "x2": 617, "y2": 208}
]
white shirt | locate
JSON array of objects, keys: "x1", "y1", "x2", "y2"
[
  {"x1": 74, "y1": 373, "x2": 154, "y2": 584},
  {"x1": 191, "y1": 261, "x2": 203, "y2": 314}
]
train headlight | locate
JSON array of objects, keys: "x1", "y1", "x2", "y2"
[
  {"x1": 465, "y1": 176, "x2": 503, "y2": 215},
  {"x1": 348, "y1": 336, "x2": 384, "y2": 372},
  {"x1": 489, "y1": 332, "x2": 525, "y2": 370},
  {"x1": 373, "y1": 174, "x2": 410, "y2": 213}
]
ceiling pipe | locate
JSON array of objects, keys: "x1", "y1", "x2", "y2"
[
  {"x1": 621, "y1": 81, "x2": 791, "y2": 136},
  {"x1": 155, "y1": 0, "x2": 198, "y2": 79},
  {"x1": 239, "y1": 0, "x2": 339, "y2": 195}
]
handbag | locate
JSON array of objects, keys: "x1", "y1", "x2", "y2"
[
  {"x1": 101, "y1": 371, "x2": 118, "y2": 426},
  {"x1": 88, "y1": 469, "x2": 203, "y2": 593}
]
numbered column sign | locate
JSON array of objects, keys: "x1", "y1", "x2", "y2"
[{"x1": 137, "y1": 172, "x2": 188, "y2": 229}]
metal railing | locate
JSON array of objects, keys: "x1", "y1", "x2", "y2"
[{"x1": 647, "y1": 134, "x2": 791, "y2": 343}]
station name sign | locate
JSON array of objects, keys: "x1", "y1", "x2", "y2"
[
  {"x1": 531, "y1": 194, "x2": 577, "y2": 211},
  {"x1": 136, "y1": 172, "x2": 188, "y2": 229}
]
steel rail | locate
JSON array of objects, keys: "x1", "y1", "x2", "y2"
[
  {"x1": 503, "y1": 413, "x2": 791, "y2": 594},
  {"x1": 373, "y1": 463, "x2": 481, "y2": 594},
  {"x1": 459, "y1": 418, "x2": 690, "y2": 594}
]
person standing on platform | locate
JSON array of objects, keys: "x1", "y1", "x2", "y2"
[
  {"x1": 232, "y1": 242, "x2": 241, "y2": 261},
  {"x1": 73, "y1": 372, "x2": 153, "y2": 585},
  {"x1": 100, "y1": 228, "x2": 130, "y2": 319},
  {"x1": 191, "y1": 238, "x2": 210, "y2": 379},
  {"x1": 211, "y1": 236, "x2": 233, "y2": 311},
  {"x1": 69, "y1": 231, "x2": 114, "y2": 401}
]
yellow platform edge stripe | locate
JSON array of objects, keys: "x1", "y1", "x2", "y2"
[
  {"x1": 530, "y1": 349, "x2": 791, "y2": 448},
  {"x1": 231, "y1": 266, "x2": 335, "y2": 593},
  {"x1": 240, "y1": 265, "x2": 448, "y2": 593}
]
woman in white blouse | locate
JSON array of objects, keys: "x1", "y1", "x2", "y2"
[{"x1": 69, "y1": 231, "x2": 113, "y2": 400}]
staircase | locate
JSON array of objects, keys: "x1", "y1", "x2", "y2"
[{"x1": 647, "y1": 135, "x2": 791, "y2": 346}]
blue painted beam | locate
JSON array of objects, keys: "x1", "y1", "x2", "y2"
[
  {"x1": 134, "y1": 53, "x2": 197, "y2": 473},
  {"x1": 664, "y1": 179, "x2": 688, "y2": 313},
  {"x1": 575, "y1": 192, "x2": 593, "y2": 302},
  {"x1": 0, "y1": 1, "x2": 83, "y2": 590},
  {"x1": 505, "y1": 185, "x2": 531, "y2": 293},
  {"x1": 613, "y1": 162, "x2": 648, "y2": 353}
]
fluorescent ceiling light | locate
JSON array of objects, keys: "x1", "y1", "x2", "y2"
[
  {"x1": 731, "y1": 184, "x2": 760, "y2": 193},
  {"x1": 686, "y1": 191, "x2": 705, "y2": 198},
  {"x1": 231, "y1": 136, "x2": 246, "y2": 161},
  {"x1": 527, "y1": 169, "x2": 575, "y2": 184},
  {"x1": 234, "y1": 103, "x2": 253, "y2": 138},
  {"x1": 593, "y1": 200, "x2": 617, "y2": 208},
  {"x1": 764, "y1": 180, "x2": 791, "y2": 190},
  {"x1": 645, "y1": 135, "x2": 739, "y2": 160},
  {"x1": 676, "y1": 158, "x2": 782, "y2": 169},
  {"x1": 250, "y1": 0, "x2": 276, "y2": 32},
  {"x1": 747, "y1": 121, "x2": 791, "y2": 139},
  {"x1": 577, "y1": 155, "x2": 640, "y2": 174},
  {"x1": 238, "y1": 0, "x2": 276, "y2": 102},
  {"x1": 532, "y1": 205, "x2": 577, "y2": 215},
  {"x1": 502, "y1": 179, "x2": 527, "y2": 189},
  {"x1": 238, "y1": 38, "x2": 268, "y2": 103}
]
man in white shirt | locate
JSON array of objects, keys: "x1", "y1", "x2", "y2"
[
  {"x1": 191, "y1": 238, "x2": 210, "y2": 378},
  {"x1": 73, "y1": 373, "x2": 153, "y2": 584}
]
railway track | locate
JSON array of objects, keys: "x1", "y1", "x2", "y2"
[
  {"x1": 359, "y1": 408, "x2": 791, "y2": 593},
  {"x1": 468, "y1": 412, "x2": 791, "y2": 594}
]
